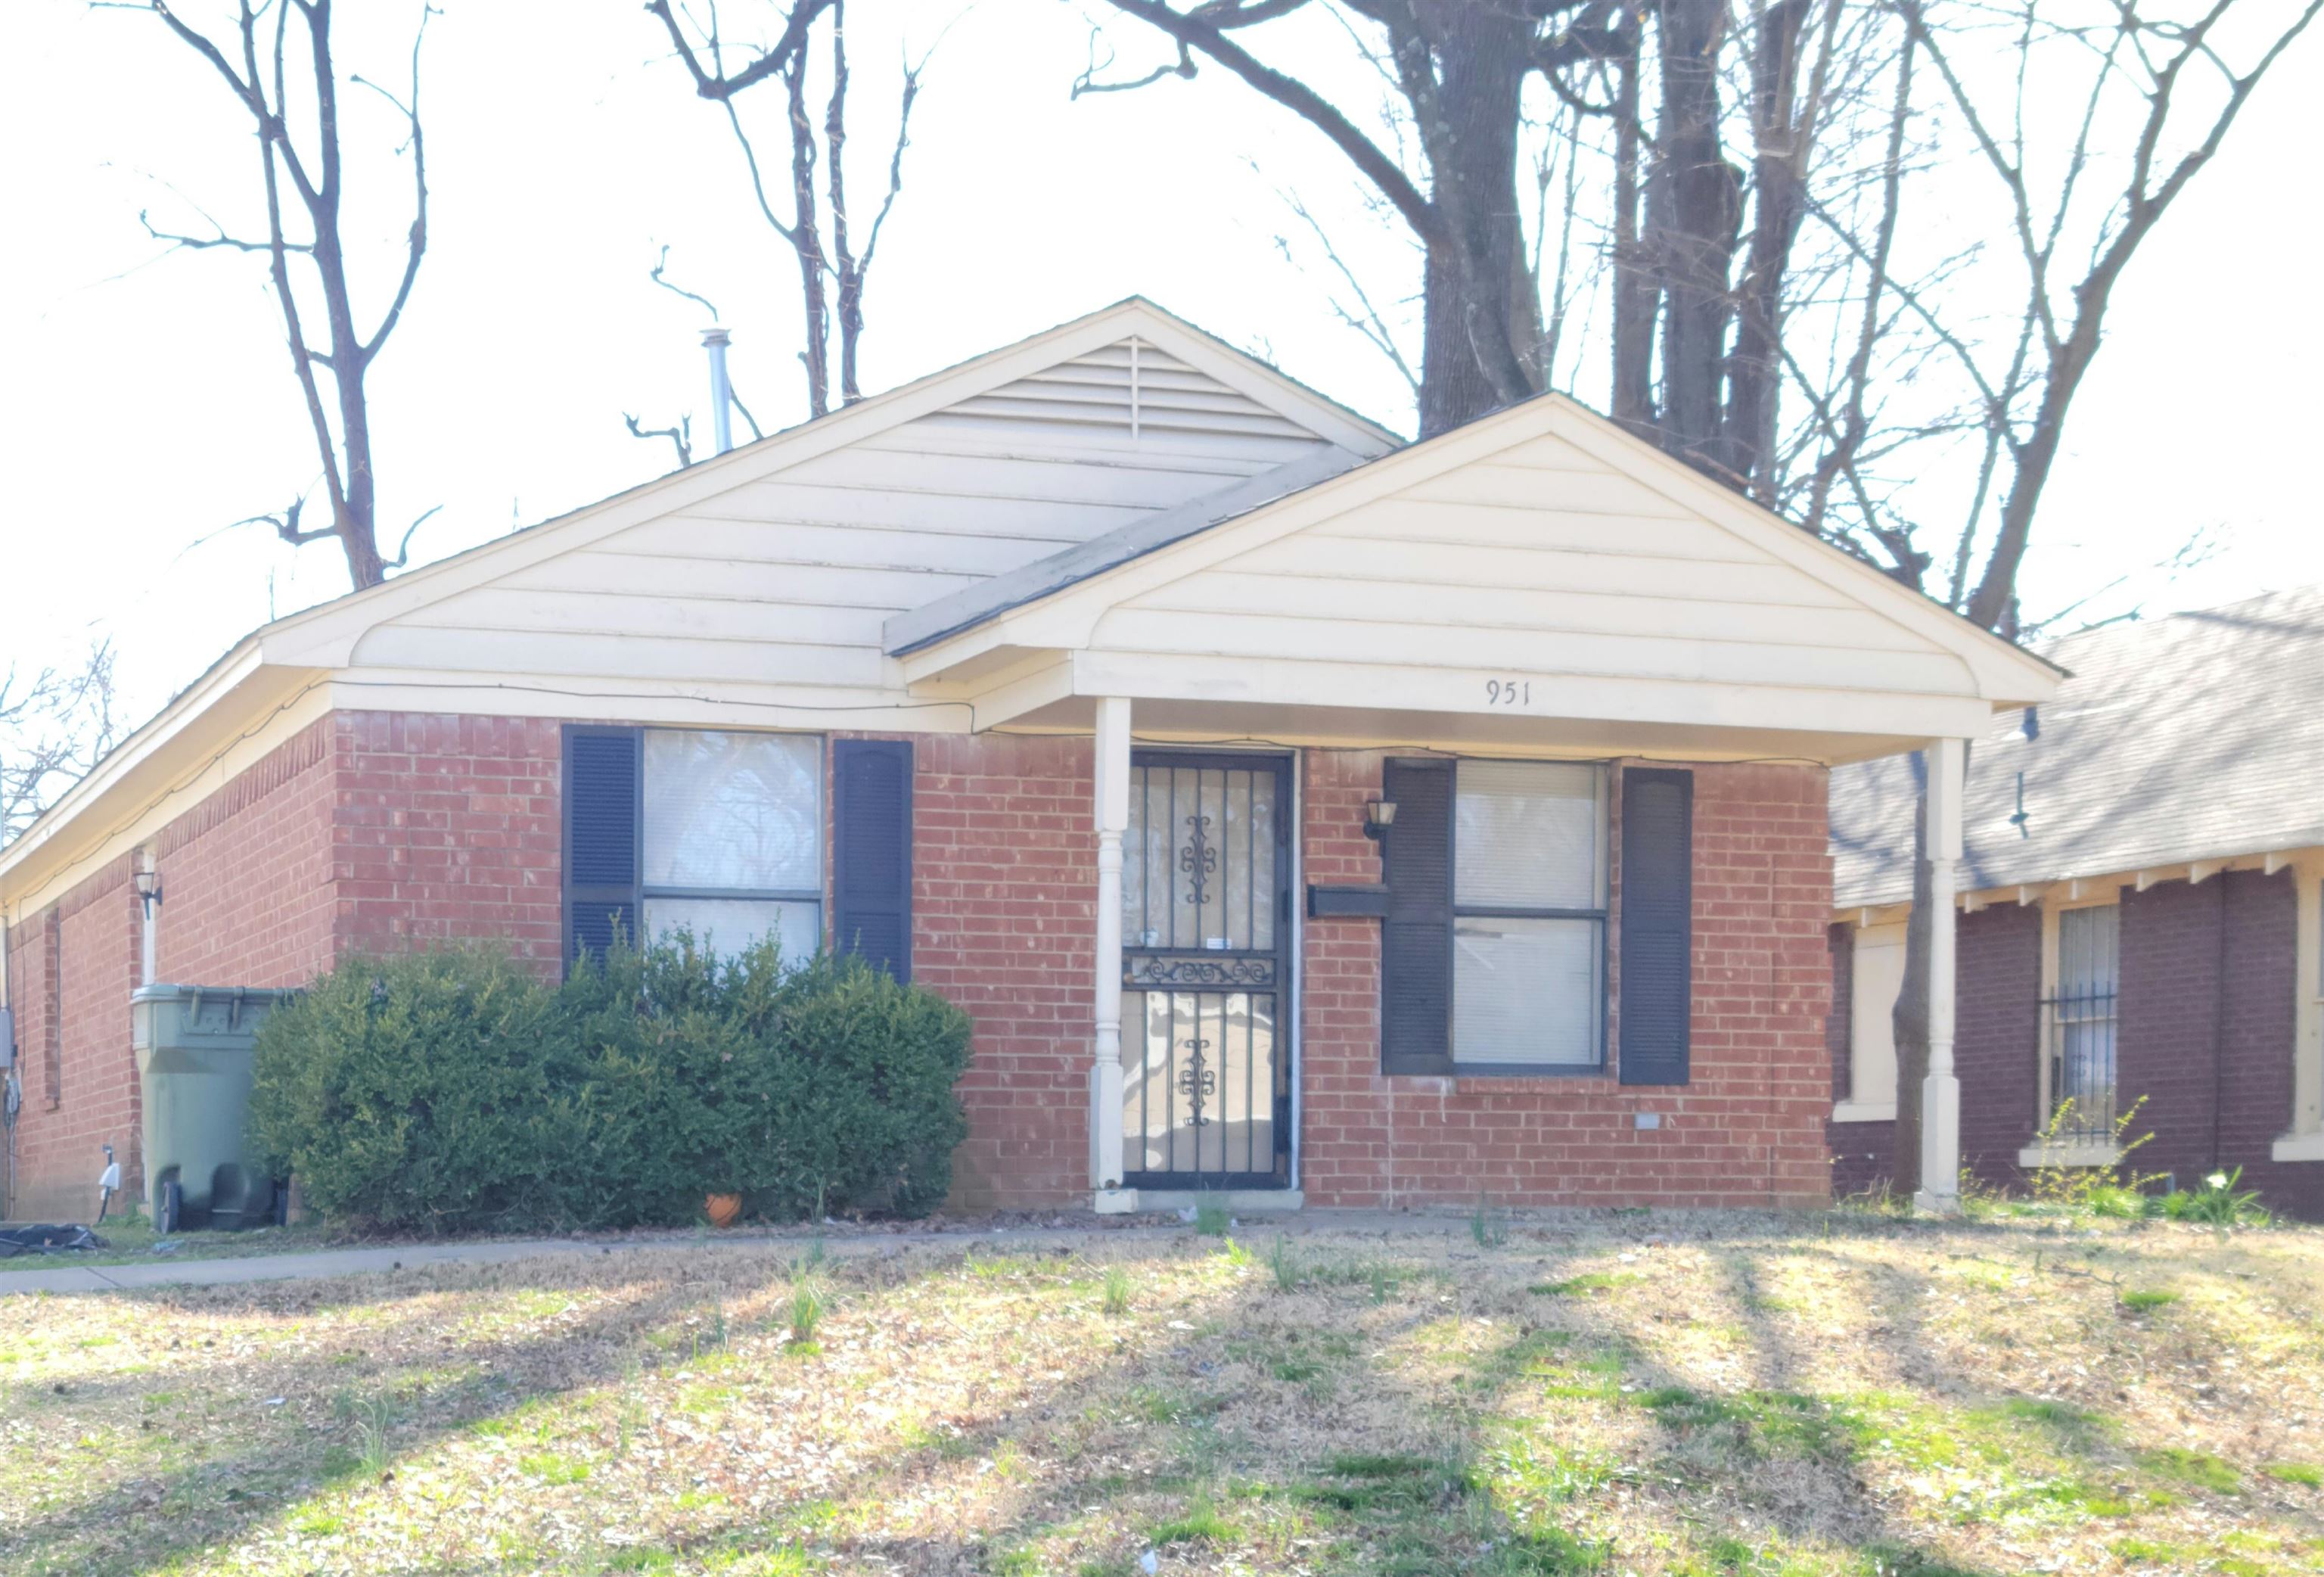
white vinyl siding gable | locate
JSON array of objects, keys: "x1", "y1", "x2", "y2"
[
  {"x1": 1098, "y1": 430, "x2": 1970, "y2": 699},
  {"x1": 348, "y1": 335, "x2": 1353, "y2": 704}
]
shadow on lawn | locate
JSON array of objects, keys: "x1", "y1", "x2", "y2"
[{"x1": 2, "y1": 1227, "x2": 2116, "y2": 1577}]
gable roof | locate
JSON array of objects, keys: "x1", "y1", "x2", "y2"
[
  {"x1": 0, "y1": 299, "x2": 1393, "y2": 903},
  {"x1": 255, "y1": 297, "x2": 1397, "y2": 672},
  {"x1": 887, "y1": 387, "x2": 2061, "y2": 714},
  {"x1": 1831, "y1": 584, "x2": 2324, "y2": 907}
]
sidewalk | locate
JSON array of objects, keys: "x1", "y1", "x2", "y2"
[{"x1": 0, "y1": 1208, "x2": 1474, "y2": 1296}]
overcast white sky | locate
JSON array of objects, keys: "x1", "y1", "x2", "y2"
[{"x1": 2, "y1": 0, "x2": 2319, "y2": 735}]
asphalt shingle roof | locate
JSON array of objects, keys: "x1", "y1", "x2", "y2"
[{"x1": 1830, "y1": 583, "x2": 2324, "y2": 909}]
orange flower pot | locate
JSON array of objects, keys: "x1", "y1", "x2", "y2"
[{"x1": 705, "y1": 1192, "x2": 743, "y2": 1228}]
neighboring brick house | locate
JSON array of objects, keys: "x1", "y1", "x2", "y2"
[
  {"x1": 1827, "y1": 587, "x2": 2324, "y2": 1218},
  {"x1": 0, "y1": 300, "x2": 2055, "y2": 1222}
]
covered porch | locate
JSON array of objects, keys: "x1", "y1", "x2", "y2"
[{"x1": 885, "y1": 393, "x2": 2055, "y2": 1212}]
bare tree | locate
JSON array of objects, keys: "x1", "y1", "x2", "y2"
[
  {"x1": 1904, "y1": 0, "x2": 2322, "y2": 633},
  {"x1": 647, "y1": 0, "x2": 926, "y2": 420},
  {"x1": 130, "y1": 1, "x2": 438, "y2": 591},
  {"x1": 1859, "y1": 0, "x2": 2317, "y2": 1198},
  {"x1": 1079, "y1": 0, "x2": 1890, "y2": 479},
  {"x1": 0, "y1": 645, "x2": 120, "y2": 847}
]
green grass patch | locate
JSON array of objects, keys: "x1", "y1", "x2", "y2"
[
  {"x1": 2139, "y1": 1446, "x2": 2241, "y2": 1495},
  {"x1": 2120, "y1": 1289, "x2": 2180, "y2": 1311},
  {"x1": 2262, "y1": 1460, "x2": 2323, "y2": 1486},
  {"x1": 1530, "y1": 1271, "x2": 1641, "y2": 1297},
  {"x1": 518, "y1": 1451, "x2": 592, "y2": 1485},
  {"x1": 1147, "y1": 1495, "x2": 1234, "y2": 1545}
]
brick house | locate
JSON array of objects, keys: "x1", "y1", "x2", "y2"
[
  {"x1": 0, "y1": 300, "x2": 2055, "y2": 1222},
  {"x1": 1827, "y1": 587, "x2": 2324, "y2": 1218}
]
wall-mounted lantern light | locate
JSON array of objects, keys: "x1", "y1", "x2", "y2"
[
  {"x1": 133, "y1": 867, "x2": 163, "y2": 920},
  {"x1": 1362, "y1": 798, "x2": 1398, "y2": 841}
]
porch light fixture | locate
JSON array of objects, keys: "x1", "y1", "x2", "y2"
[
  {"x1": 133, "y1": 867, "x2": 163, "y2": 919},
  {"x1": 1362, "y1": 798, "x2": 1398, "y2": 841}
]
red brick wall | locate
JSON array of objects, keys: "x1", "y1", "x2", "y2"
[
  {"x1": 1956, "y1": 901, "x2": 2044, "y2": 1187},
  {"x1": 156, "y1": 716, "x2": 339, "y2": 989},
  {"x1": 331, "y1": 713, "x2": 564, "y2": 968},
  {"x1": 900, "y1": 733, "x2": 1096, "y2": 1210},
  {"x1": 5, "y1": 859, "x2": 140, "y2": 1221},
  {"x1": 9, "y1": 715, "x2": 1866, "y2": 1220},
  {"x1": 3, "y1": 711, "x2": 566, "y2": 1220},
  {"x1": 1301, "y1": 754, "x2": 1835, "y2": 1209},
  {"x1": 1819, "y1": 882, "x2": 2324, "y2": 1221},
  {"x1": 2119, "y1": 871, "x2": 2316, "y2": 1218}
]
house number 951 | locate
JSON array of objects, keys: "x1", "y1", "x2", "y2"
[{"x1": 1485, "y1": 679, "x2": 1531, "y2": 706}]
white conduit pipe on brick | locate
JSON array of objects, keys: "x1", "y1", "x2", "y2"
[{"x1": 1, "y1": 919, "x2": 17, "y2": 1220}]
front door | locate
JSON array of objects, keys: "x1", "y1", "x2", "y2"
[{"x1": 1120, "y1": 752, "x2": 1292, "y2": 1190}]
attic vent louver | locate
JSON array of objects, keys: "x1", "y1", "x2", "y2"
[{"x1": 939, "y1": 336, "x2": 1314, "y2": 443}]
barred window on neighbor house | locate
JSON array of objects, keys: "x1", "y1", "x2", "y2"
[
  {"x1": 2045, "y1": 903, "x2": 2120, "y2": 1141},
  {"x1": 641, "y1": 730, "x2": 822, "y2": 960},
  {"x1": 1452, "y1": 761, "x2": 1608, "y2": 1070}
]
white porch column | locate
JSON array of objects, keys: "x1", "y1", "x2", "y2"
[
  {"x1": 1090, "y1": 696, "x2": 1136, "y2": 1211},
  {"x1": 1916, "y1": 737, "x2": 1967, "y2": 1214}
]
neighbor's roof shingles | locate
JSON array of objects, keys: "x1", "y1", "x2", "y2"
[{"x1": 1830, "y1": 583, "x2": 2324, "y2": 909}]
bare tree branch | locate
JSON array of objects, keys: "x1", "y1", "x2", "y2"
[
  {"x1": 131, "y1": 0, "x2": 437, "y2": 590},
  {"x1": 0, "y1": 641, "x2": 120, "y2": 847}
]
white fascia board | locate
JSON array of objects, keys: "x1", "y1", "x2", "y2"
[
  {"x1": 945, "y1": 657, "x2": 1077, "y2": 729},
  {"x1": 1832, "y1": 1100, "x2": 1897, "y2": 1124},
  {"x1": 1064, "y1": 649, "x2": 1999, "y2": 742},
  {"x1": 1529, "y1": 399, "x2": 2063, "y2": 706}
]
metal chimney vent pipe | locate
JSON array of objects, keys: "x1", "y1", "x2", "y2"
[{"x1": 701, "y1": 327, "x2": 735, "y2": 455}]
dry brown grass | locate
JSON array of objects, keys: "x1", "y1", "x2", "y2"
[{"x1": 3, "y1": 1210, "x2": 2322, "y2": 1575}]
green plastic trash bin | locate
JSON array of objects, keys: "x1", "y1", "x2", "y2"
[{"x1": 132, "y1": 984, "x2": 290, "y2": 1232}]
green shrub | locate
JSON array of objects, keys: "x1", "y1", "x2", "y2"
[
  {"x1": 250, "y1": 935, "x2": 973, "y2": 1234},
  {"x1": 249, "y1": 946, "x2": 563, "y2": 1233}
]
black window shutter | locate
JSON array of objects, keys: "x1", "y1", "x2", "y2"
[
  {"x1": 833, "y1": 739, "x2": 912, "y2": 982},
  {"x1": 563, "y1": 726, "x2": 641, "y2": 972},
  {"x1": 1381, "y1": 757, "x2": 1455, "y2": 1075},
  {"x1": 1619, "y1": 767, "x2": 1694, "y2": 1085}
]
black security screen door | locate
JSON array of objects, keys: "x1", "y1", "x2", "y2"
[{"x1": 1121, "y1": 752, "x2": 1293, "y2": 1190}]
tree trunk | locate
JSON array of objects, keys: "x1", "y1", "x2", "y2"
[
  {"x1": 1651, "y1": 0, "x2": 1742, "y2": 469},
  {"x1": 1609, "y1": 37, "x2": 1657, "y2": 437},
  {"x1": 1721, "y1": 0, "x2": 1813, "y2": 500},
  {"x1": 1409, "y1": 1, "x2": 1537, "y2": 437},
  {"x1": 1890, "y1": 767, "x2": 1930, "y2": 1197}
]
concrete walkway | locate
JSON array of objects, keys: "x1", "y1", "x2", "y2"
[{"x1": 0, "y1": 1209, "x2": 1484, "y2": 1296}]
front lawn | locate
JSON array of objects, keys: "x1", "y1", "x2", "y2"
[{"x1": 3, "y1": 1211, "x2": 2321, "y2": 1575}]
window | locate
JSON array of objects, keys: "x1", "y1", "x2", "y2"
[
  {"x1": 1451, "y1": 761, "x2": 1608, "y2": 1069},
  {"x1": 1840, "y1": 921, "x2": 1906, "y2": 1121},
  {"x1": 2043, "y1": 902, "x2": 2120, "y2": 1141},
  {"x1": 640, "y1": 730, "x2": 822, "y2": 960}
]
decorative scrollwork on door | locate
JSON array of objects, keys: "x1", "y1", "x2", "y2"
[
  {"x1": 1178, "y1": 813, "x2": 1216, "y2": 908},
  {"x1": 1126, "y1": 955, "x2": 1276, "y2": 988},
  {"x1": 1176, "y1": 1035, "x2": 1216, "y2": 1126}
]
